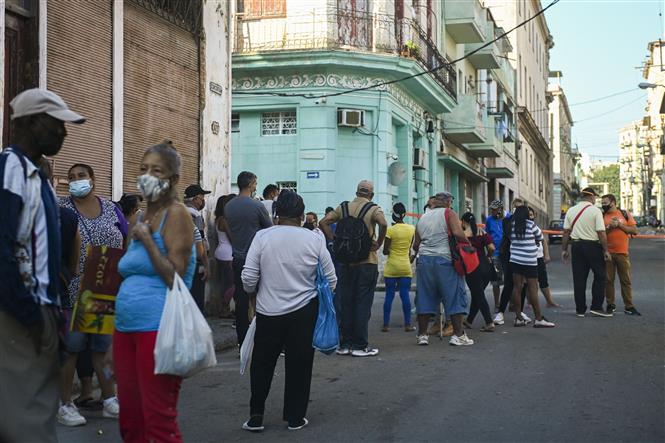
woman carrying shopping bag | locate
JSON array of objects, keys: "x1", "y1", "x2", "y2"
[
  {"x1": 241, "y1": 190, "x2": 337, "y2": 433},
  {"x1": 113, "y1": 141, "x2": 197, "y2": 443}
]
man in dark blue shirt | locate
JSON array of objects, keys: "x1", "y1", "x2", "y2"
[{"x1": 485, "y1": 200, "x2": 505, "y2": 310}]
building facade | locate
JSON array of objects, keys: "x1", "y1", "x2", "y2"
[
  {"x1": 485, "y1": 0, "x2": 553, "y2": 226},
  {"x1": 1, "y1": 0, "x2": 231, "y2": 201},
  {"x1": 231, "y1": 0, "x2": 517, "y2": 220},
  {"x1": 619, "y1": 40, "x2": 665, "y2": 220},
  {"x1": 548, "y1": 78, "x2": 577, "y2": 219}
]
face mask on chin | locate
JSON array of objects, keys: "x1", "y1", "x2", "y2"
[
  {"x1": 69, "y1": 179, "x2": 92, "y2": 198},
  {"x1": 137, "y1": 174, "x2": 170, "y2": 202},
  {"x1": 303, "y1": 222, "x2": 315, "y2": 230}
]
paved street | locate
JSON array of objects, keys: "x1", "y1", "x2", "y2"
[{"x1": 58, "y1": 240, "x2": 665, "y2": 443}]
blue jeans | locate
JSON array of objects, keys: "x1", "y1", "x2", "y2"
[
  {"x1": 383, "y1": 277, "x2": 412, "y2": 327},
  {"x1": 338, "y1": 263, "x2": 378, "y2": 350}
]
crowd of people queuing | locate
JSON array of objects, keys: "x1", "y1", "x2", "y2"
[{"x1": 0, "y1": 88, "x2": 642, "y2": 442}]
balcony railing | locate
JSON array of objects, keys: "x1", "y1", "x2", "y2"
[{"x1": 233, "y1": 10, "x2": 456, "y2": 99}]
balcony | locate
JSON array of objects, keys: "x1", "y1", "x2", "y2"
[
  {"x1": 233, "y1": 10, "x2": 457, "y2": 99},
  {"x1": 467, "y1": 116, "x2": 502, "y2": 158},
  {"x1": 465, "y1": 17, "x2": 500, "y2": 69},
  {"x1": 444, "y1": 94, "x2": 487, "y2": 144},
  {"x1": 443, "y1": 0, "x2": 485, "y2": 43}
]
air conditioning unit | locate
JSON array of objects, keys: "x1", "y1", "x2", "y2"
[
  {"x1": 337, "y1": 109, "x2": 365, "y2": 127},
  {"x1": 413, "y1": 148, "x2": 428, "y2": 170}
]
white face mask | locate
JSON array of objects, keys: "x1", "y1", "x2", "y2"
[{"x1": 137, "y1": 174, "x2": 170, "y2": 202}]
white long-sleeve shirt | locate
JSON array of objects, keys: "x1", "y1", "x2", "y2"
[{"x1": 241, "y1": 225, "x2": 337, "y2": 316}]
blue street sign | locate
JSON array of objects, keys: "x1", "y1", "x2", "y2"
[{"x1": 306, "y1": 171, "x2": 320, "y2": 179}]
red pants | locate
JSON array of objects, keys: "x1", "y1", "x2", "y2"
[{"x1": 113, "y1": 331, "x2": 182, "y2": 443}]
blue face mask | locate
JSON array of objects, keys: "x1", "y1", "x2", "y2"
[{"x1": 69, "y1": 179, "x2": 92, "y2": 198}]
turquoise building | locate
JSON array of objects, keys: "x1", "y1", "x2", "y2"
[{"x1": 231, "y1": 0, "x2": 517, "y2": 219}]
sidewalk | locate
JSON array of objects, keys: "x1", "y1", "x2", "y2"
[{"x1": 207, "y1": 317, "x2": 238, "y2": 352}]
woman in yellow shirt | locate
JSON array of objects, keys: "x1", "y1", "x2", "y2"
[{"x1": 382, "y1": 203, "x2": 416, "y2": 332}]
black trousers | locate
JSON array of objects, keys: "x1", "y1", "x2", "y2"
[
  {"x1": 233, "y1": 258, "x2": 251, "y2": 346},
  {"x1": 466, "y1": 270, "x2": 492, "y2": 324},
  {"x1": 338, "y1": 263, "x2": 378, "y2": 350},
  {"x1": 190, "y1": 266, "x2": 206, "y2": 314},
  {"x1": 498, "y1": 259, "x2": 527, "y2": 314},
  {"x1": 571, "y1": 241, "x2": 606, "y2": 313},
  {"x1": 250, "y1": 298, "x2": 318, "y2": 423}
]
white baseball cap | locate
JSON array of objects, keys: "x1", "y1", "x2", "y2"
[{"x1": 10, "y1": 88, "x2": 85, "y2": 123}]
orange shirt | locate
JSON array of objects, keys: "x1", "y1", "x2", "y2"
[{"x1": 604, "y1": 209, "x2": 636, "y2": 254}]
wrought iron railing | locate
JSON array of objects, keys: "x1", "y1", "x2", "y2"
[
  {"x1": 131, "y1": 0, "x2": 202, "y2": 35},
  {"x1": 234, "y1": 9, "x2": 457, "y2": 99}
]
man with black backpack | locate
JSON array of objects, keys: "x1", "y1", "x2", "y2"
[{"x1": 320, "y1": 180, "x2": 387, "y2": 357}]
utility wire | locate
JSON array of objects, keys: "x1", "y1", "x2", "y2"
[
  {"x1": 234, "y1": 0, "x2": 562, "y2": 99},
  {"x1": 573, "y1": 94, "x2": 647, "y2": 124}
]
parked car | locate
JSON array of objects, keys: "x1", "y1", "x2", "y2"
[{"x1": 548, "y1": 220, "x2": 564, "y2": 244}]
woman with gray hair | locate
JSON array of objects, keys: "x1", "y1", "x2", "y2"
[{"x1": 113, "y1": 141, "x2": 197, "y2": 442}]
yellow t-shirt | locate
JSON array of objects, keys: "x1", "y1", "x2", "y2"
[{"x1": 383, "y1": 223, "x2": 416, "y2": 278}]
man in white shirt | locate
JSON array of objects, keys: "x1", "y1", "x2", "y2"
[{"x1": 561, "y1": 187, "x2": 612, "y2": 318}]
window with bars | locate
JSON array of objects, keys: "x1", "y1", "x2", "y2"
[
  {"x1": 232, "y1": 113, "x2": 240, "y2": 133},
  {"x1": 261, "y1": 111, "x2": 297, "y2": 136}
]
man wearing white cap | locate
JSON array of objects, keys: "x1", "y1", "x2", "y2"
[{"x1": 0, "y1": 88, "x2": 84, "y2": 442}]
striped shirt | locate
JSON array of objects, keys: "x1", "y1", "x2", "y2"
[
  {"x1": 0, "y1": 147, "x2": 61, "y2": 325},
  {"x1": 509, "y1": 219, "x2": 543, "y2": 266}
]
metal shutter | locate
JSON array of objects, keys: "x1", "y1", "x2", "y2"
[
  {"x1": 123, "y1": 2, "x2": 200, "y2": 197},
  {"x1": 47, "y1": 0, "x2": 113, "y2": 198}
]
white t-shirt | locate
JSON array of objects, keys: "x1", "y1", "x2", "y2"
[
  {"x1": 564, "y1": 202, "x2": 605, "y2": 241},
  {"x1": 241, "y1": 226, "x2": 337, "y2": 316}
]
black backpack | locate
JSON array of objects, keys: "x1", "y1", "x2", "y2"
[{"x1": 332, "y1": 201, "x2": 376, "y2": 264}]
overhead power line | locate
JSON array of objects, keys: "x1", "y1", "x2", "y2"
[
  {"x1": 234, "y1": 0, "x2": 562, "y2": 99},
  {"x1": 573, "y1": 94, "x2": 647, "y2": 124}
]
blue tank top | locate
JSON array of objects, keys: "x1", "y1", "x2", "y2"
[{"x1": 115, "y1": 210, "x2": 196, "y2": 332}]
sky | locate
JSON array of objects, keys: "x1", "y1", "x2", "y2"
[{"x1": 544, "y1": 0, "x2": 664, "y2": 162}]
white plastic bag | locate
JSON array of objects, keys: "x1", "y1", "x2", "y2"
[
  {"x1": 239, "y1": 317, "x2": 256, "y2": 375},
  {"x1": 154, "y1": 273, "x2": 217, "y2": 377}
]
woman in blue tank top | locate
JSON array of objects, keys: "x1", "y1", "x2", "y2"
[{"x1": 113, "y1": 141, "x2": 196, "y2": 443}]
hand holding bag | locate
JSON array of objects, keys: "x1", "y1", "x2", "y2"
[
  {"x1": 312, "y1": 264, "x2": 339, "y2": 354},
  {"x1": 154, "y1": 273, "x2": 217, "y2": 378},
  {"x1": 445, "y1": 209, "x2": 480, "y2": 276}
]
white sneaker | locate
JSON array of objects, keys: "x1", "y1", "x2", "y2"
[
  {"x1": 520, "y1": 312, "x2": 532, "y2": 324},
  {"x1": 417, "y1": 335, "x2": 429, "y2": 346},
  {"x1": 335, "y1": 347, "x2": 351, "y2": 356},
  {"x1": 58, "y1": 403, "x2": 86, "y2": 427},
  {"x1": 493, "y1": 312, "x2": 505, "y2": 325},
  {"x1": 102, "y1": 396, "x2": 119, "y2": 419},
  {"x1": 534, "y1": 318, "x2": 556, "y2": 328},
  {"x1": 351, "y1": 347, "x2": 379, "y2": 357},
  {"x1": 449, "y1": 333, "x2": 474, "y2": 346}
]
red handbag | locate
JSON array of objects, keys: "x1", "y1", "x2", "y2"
[{"x1": 445, "y1": 209, "x2": 480, "y2": 276}]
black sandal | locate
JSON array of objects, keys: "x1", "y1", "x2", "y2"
[{"x1": 73, "y1": 396, "x2": 103, "y2": 410}]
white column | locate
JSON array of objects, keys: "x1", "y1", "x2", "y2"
[
  {"x1": 38, "y1": 0, "x2": 47, "y2": 88},
  {"x1": 111, "y1": 0, "x2": 124, "y2": 200},
  {"x1": 200, "y1": 0, "x2": 232, "y2": 210}
]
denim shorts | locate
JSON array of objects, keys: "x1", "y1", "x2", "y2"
[
  {"x1": 416, "y1": 255, "x2": 468, "y2": 316},
  {"x1": 63, "y1": 310, "x2": 112, "y2": 353}
]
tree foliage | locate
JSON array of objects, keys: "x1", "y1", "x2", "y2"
[{"x1": 591, "y1": 164, "x2": 620, "y2": 197}]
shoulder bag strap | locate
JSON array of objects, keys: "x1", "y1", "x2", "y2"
[
  {"x1": 341, "y1": 201, "x2": 350, "y2": 219},
  {"x1": 357, "y1": 202, "x2": 376, "y2": 221},
  {"x1": 570, "y1": 203, "x2": 592, "y2": 232}
]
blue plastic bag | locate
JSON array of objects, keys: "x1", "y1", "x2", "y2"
[{"x1": 312, "y1": 264, "x2": 339, "y2": 354}]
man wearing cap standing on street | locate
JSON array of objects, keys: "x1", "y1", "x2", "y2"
[
  {"x1": 320, "y1": 180, "x2": 388, "y2": 357},
  {"x1": 561, "y1": 187, "x2": 613, "y2": 318},
  {"x1": 185, "y1": 184, "x2": 212, "y2": 313},
  {"x1": 0, "y1": 88, "x2": 85, "y2": 442}
]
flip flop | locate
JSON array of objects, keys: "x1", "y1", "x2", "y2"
[{"x1": 74, "y1": 396, "x2": 103, "y2": 410}]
